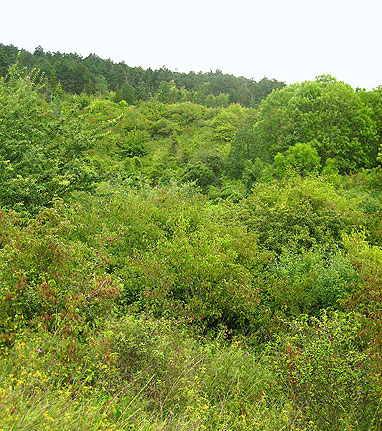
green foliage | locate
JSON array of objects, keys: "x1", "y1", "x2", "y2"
[
  {"x1": 118, "y1": 129, "x2": 149, "y2": 158},
  {"x1": 342, "y1": 231, "x2": 382, "y2": 366},
  {"x1": 273, "y1": 141, "x2": 321, "y2": 178},
  {"x1": 114, "y1": 81, "x2": 138, "y2": 104},
  {"x1": 254, "y1": 78, "x2": 379, "y2": 171},
  {"x1": 156, "y1": 80, "x2": 179, "y2": 104},
  {"x1": 0, "y1": 50, "x2": 382, "y2": 431},
  {"x1": 0, "y1": 322, "x2": 291, "y2": 431},
  {"x1": 211, "y1": 104, "x2": 246, "y2": 144},
  {"x1": 239, "y1": 176, "x2": 364, "y2": 253},
  {"x1": 268, "y1": 248, "x2": 360, "y2": 315},
  {"x1": 0, "y1": 43, "x2": 285, "y2": 107},
  {"x1": 67, "y1": 189, "x2": 266, "y2": 333},
  {"x1": 241, "y1": 158, "x2": 273, "y2": 190},
  {"x1": 182, "y1": 161, "x2": 216, "y2": 189},
  {"x1": 0, "y1": 203, "x2": 120, "y2": 345},
  {"x1": 149, "y1": 117, "x2": 180, "y2": 137},
  {"x1": 274, "y1": 311, "x2": 381, "y2": 429},
  {"x1": 358, "y1": 86, "x2": 382, "y2": 163},
  {"x1": 0, "y1": 66, "x2": 96, "y2": 215},
  {"x1": 226, "y1": 116, "x2": 258, "y2": 179}
]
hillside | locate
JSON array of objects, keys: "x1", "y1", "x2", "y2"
[{"x1": 0, "y1": 53, "x2": 382, "y2": 430}]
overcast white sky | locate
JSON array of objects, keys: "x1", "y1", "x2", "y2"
[{"x1": 1, "y1": 0, "x2": 381, "y2": 89}]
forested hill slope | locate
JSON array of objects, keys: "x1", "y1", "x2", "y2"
[
  {"x1": 1, "y1": 56, "x2": 382, "y2": 429},
  {"x1": 0, "y1": 43, "x2": 285, "y2": 107}
]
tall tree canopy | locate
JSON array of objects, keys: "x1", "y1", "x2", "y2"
[{"x1": 252, "y1": 76, "x2": 379, "y2": 172}]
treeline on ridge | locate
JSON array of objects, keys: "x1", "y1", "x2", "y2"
[{"x1": 0, "y1": 43, "x2": 285, "y2": 107}]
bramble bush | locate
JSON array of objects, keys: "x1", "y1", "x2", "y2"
[{"x1": 0, "y1": 202, "x2": 121, "y2": 347}]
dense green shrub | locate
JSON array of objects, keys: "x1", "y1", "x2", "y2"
[
  {"x1": 0, "y1": 66, "x2": 96, "y2": 215},
  {"x1": 342, "y1": 231, "x2": 382, "y2": 372},
  {"x1": 239, "y1": 176, "x2": 364, "y2": 253},
  {"x1": 115, "y1": 200, "x2": 267, "y2": 332},
  {"x1": 268, "y1": 248, "x2": 360, "y2": 315},
  {"x1": 182, "y1": 161, "x2": 216, "y2": 188},
  {"x1": 273, "y1": 141, "x2": 321, "y2": 178},
  {"x1": 274, "y1": 311, "x2": 382, "y2": 430}
]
